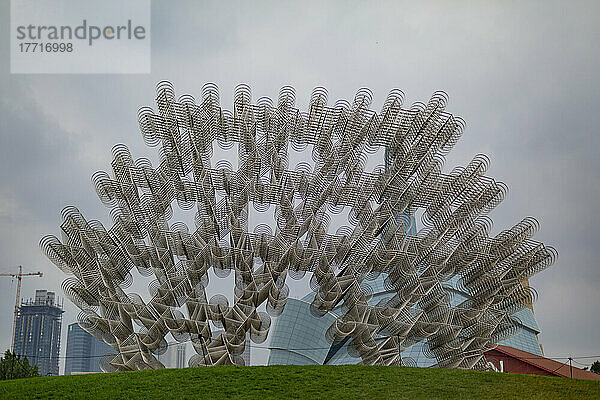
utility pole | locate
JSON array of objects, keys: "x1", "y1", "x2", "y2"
[
  {"x1": 0, "y1": 266, "x2": 43, "y2": 352},
  {"x1": 569, "y1": 357, "x2": 573, "y2": 378}
]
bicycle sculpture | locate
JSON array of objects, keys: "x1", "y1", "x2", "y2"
[{"x1": 41, "y1": 82, "x2": 556, "y2": 371}]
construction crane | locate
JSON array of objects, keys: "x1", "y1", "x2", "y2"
[{"x1": 0, "y1": 266, "x2": 43, "y2": 352}]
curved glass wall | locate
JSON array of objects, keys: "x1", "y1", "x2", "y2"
[{"x1": 267, "y1": 274, "x2": 543, "y2": 366}]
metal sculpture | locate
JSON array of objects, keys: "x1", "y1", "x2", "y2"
[{"x1": 41, "y1": 82, "x2": 556, "y2": 371}]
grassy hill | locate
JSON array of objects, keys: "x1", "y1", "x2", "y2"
[{"x1": 1, "y1": 365, "x2": 599, "y2": 399}]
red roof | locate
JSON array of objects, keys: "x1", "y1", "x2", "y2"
[{"x1": 490, "y1": 345, "x2": 600, "y2": 381}]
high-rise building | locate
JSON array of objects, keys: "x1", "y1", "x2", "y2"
[
  {"x1": 158, "y1": 343, "x2": 187, "y2": 369},
  {"x1": 64, "y1": 323, "x2": 116, "y2": 375},
  {"x1": 14, "y1": 290, "x2": 63, "y2": 376}
]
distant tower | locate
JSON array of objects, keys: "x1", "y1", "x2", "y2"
[
  {"x1": 65, "y1": 323, "x2": 116, "y2": 375},
  {"x1": 174, "y1": 343, "x2": 186, "y2": 369},
  {"x1": 158, "y1": 343, "x2": 187, "y2": 369},
  {"x1": 14, "y1": 290, "x2": 64, "y2": 376},
  {"x1": 241, "y1": 334, "x2": 250, "y2": 366}
]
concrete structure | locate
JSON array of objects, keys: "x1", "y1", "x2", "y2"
[
  {"x1": 485, "y1": 345, "x2": 600, "y2": 381},
  {"x1": 14, "y1": 290, "x2": 63, "y2": 376},
  {"x1": 65, "y1": 322, "x2": 116, "y2": 375}
]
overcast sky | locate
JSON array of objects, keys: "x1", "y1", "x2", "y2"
[{"x1": 1, "y1": 0, "x2": 599, "y2": 370}]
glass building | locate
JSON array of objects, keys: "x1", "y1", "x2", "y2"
[
  {"x1": 14, "y1": 290, "x2": 64, "y2": 376},
  {"x1": 65, "y1": 322, "x2": 117, "y2": 375},
  {"x1": 268, "y1": 274, "x2": 543, "y2": 366},
  {"x1": 158, "y1": 343, "x2": 187, "y2": 369},
  {"x1": 268, "y1": 151, "x2": 543, "y2": 366}
]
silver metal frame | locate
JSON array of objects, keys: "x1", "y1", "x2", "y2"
[{"x1": 41, "y1": 82, "x2": 556, "y2": 371}]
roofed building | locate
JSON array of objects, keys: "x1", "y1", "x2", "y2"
[{"x1": 485, "y1": 345, "x2": 600, "y2": 381}]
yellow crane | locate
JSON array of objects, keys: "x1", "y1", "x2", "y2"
[{"x1": 0, "y1": 266, "x2": 43, "y2": 352}]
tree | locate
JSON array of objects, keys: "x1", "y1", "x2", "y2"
[
  {"x1": 0, "y1": 350, "x2": 39, "y2": 380},
  {"x1": 591, "y1": 361, "x2": 600, "y2": 375}
]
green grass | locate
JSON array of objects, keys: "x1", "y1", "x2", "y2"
[{"x1": 0, "y1": 365, "x2": 599, "y2": 400}]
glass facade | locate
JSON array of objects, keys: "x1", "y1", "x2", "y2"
[
  {"x1": 267, "y1": 274, "x2": 543, "y2": 366},
  {"x1": 65, "y1": 322, "x2": 117, "y2": 374},
  {"x1": 268, "y1": 153, "x2": 543, "y2": 366},
  {"x1": 497, "y1": 308, "x2": 542, "y2": 356},
  {"x1": 14, "y1": 290, "x2": 64, "y2": 376},
  {"x1": 269, "y1": 298, "x2": 338, "y2": 365},
  {"x1": 158, "y1": 343, "x2": 187, "y2": 369}
]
